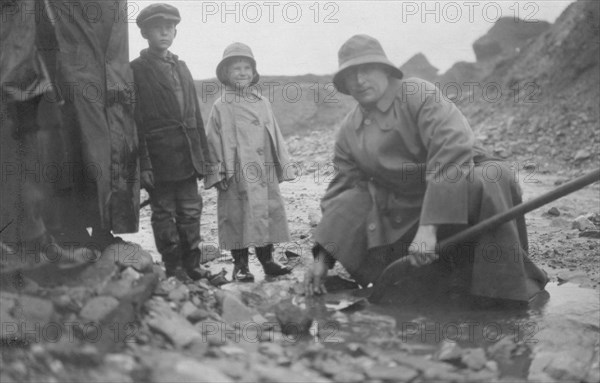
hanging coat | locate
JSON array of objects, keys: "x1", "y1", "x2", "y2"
[
  {"x1": 205, "y1": 89, "x2": 293, "y2": 250},
  {"x1": 49, "y1": 0, "x2": 139, "y2": 233},
  {"x1": 314, "y1": 77, "x2": 548, "y2": 302}
]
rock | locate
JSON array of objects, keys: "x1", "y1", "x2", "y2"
[
  {"x1": 574, "y1": 149, "x2": 591, "y2": 161},
  {"x1": 274, "y1": 300, "x2": 313, "y2": 336},
  {"x1": 215, "y1": 290, "x2": 256, "y2": 326},
  {"x1": 461, "y1": 348, "x2": 487, "y2": 371},
  {"x1": 47, "y1": 338, "x2": 102, "y2": 365},
  {"x1": 254, "y1": 364, "x2": 324, "y2": 383},
  {"x1": 66, "y1": 250, "x2": 118, "y2": 290},
  {"x1": 0, "y1": 292, "x2": 17, "y2": 332},
  {"x1": 540, "y1": 350, "x2": 594, "y2": 381},
  {"x1": 89, "y1": 368, "x2": 133, "y2": 383},
  {"x1": 0, "y1": 372, "x2": 15, "y2": 383},
  {"x1": 333, "y1": 370, "x2": 365, "y2": 383},
  {"x1": 195, "y1": 320, "x2": 227, "y2": 346},
  {"x1": 145, "y1": 298, "x2": 201, "y2": 348},
  {"x1": 580, "y1": 230, "x2": 600, "y2": 238},
  {"x1": 187, "y1": 308, "x2": 211, "y2": 324},
  {"x1": 573, "y1": 216, "x2": 596, "y2": 231},
  {"x1": 436, "y1": 341, "x2": 463, "y2": 362},
  {"x1": 528, "y1": 283, "x2": 599, "y2": 382},
  {"x1": 0, "y1": 294, "x2": 58, "y2": 342},
  {"x1": 547, "y1": 207, "x2": 560, "y2": 216},
  {"x1": 168, "y1": 284, "x2": 189, "y2": 302},
  {"x1": 488, "y1": 337, "x2": 517, "y2": 361},
  {"x1": 79, "y1": 296, "x2": 119, "y2": 323},
  {"x1": 399, "y1": 53, "x2": 439, "y2": 82},
  {"x1": 106, "y1": 242, "x2": 154, "y2": 273},
  {"x1": 557, "y1": 270, "x2": 591, "y2": 284},
  {"x1": 104, "y1": 353, "x2": 137, "y2": 373},
  {"x1": 259, "y1": 342, "x2": 286, "y2": 358},
  {"x1": 186, "y1": 337, "x2": 209, "y2": 357},
  {"x1": 155, "y1": 279, "x2": 177, "y2": 295},
  {"x1": 365, "y1": 365, "x2": 419, "y2": 382},
  {"x1": 153, "y1": 264, "x2": 166, "y2": 280},
  {"x1": 149, "y1": 353, "x2": 234, "y2": 383},
  {"x1": 179, "y1": 301, "x2": 197, "y2": 318}
]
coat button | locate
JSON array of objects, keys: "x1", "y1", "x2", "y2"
[
  {"x1": 394, "y1": 216, "x2": 402, "y2": 223},
  {"x1": 364, "y1": 118, "x2": 371, "y2": 125},
  {"x1": 257, "y1": 148, "x2": 264, "y2": 155},
  {"x1": 368, "y1": 223, "x2": 376, "y2": 231}
]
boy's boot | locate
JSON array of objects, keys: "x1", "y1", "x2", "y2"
[
  {"x1": 154, "y1": 221, "x2": 191, "y2": 282},
  {"x1": 231, "y1": 248, "x2": 254, "y2": 282},
  {"x1": 182, "y1": 248, "x2": 213, "y2": 281},
  {"x1": 164, "y1": 253, "x2": 192, "y2": 282},
  {"x1": 256, "y1": 245, "x2": 291, "y2": 276},
  {"x1": 179, "y1": 221, "x2": 213, "y2": 281}
]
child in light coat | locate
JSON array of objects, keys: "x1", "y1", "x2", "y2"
[{"x1": 205, "y1": 42, "x2": 293, "y2": 282}]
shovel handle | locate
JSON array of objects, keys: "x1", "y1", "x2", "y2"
[{"x1": 370, "y1": 168, "x2": 600, "y2": 303}]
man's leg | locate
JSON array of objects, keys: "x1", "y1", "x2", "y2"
[{"x1": 464, "y1": 161, "x2": 548, "y2": 302}]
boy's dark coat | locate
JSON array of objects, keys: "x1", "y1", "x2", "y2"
[{"x1": 131, "y1": 51, "x2": 209, "y2": 182}]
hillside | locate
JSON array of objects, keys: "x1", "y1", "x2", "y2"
[
  {"x1": 195, "y1": 75, "x2": 355, "y2": 137},
  {"x1": 194, "y1": 1, "x2": 599, "y2": 169},
  {"x1": 459, "y1": 0, "x2": 599, "y2": 169}
]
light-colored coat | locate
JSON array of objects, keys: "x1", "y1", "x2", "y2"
[{"x1": 205, "y1": 90, "x2": 293, "y2": 250}]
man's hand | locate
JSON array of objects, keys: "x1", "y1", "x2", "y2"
[
  {"x1": 304, "y1": 252, "x2": 329, "y2": 296},
  {"x1": 141, "y1": 170, "x2": 154, "y2": 190},
  {"x1": 408, "y1": 224, "x2": 438, "y2": 267},
  {"x1": 215, "y1": 179, "x2": 229, "y2": 192}
]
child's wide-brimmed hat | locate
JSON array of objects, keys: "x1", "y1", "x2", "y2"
[
  {"x1": 216, "y1": 42, "x2": 260, "y2": 86},
  {"x1": 333, "y1": 34, "x2": 403, "y2": 95},
  {"x1": 136, "y1": 3, "x2": 181, "y2": 28}
]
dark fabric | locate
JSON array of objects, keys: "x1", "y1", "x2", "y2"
[
  {"x1": 131, "y1": 49, "x2": 209, "y2": 182},
  {"x1": 150, "y1": 177, "x2": 202, "y2": 270},
  {"x1": 256, "y1": 244, "x2": 275, "y2": 263},
  {"x1": 49, "y1": 0, "x2": 139, "y2": 234},
  {"x1": 315, "y1": 161, "x2": 548, "y2": 302}
]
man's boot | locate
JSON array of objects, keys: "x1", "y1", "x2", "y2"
[
  {"x1": 256, "y1": 245, "x2": 291, "y2": 276},
  {"x1": 231, "y1": 248, "x2": 254, "y2": 282}
]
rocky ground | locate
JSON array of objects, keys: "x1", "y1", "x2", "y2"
[{"x1": 1, "y1": 129, "x2": 599, "y2": 383}]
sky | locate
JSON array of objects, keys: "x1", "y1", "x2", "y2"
[{"x1": 128, "y1": 0, "x2": 575, "y2": 80}]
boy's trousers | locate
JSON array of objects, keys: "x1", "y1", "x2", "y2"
[{"x1": 149, "y1": 176, "x2": 202, "y2": 272}]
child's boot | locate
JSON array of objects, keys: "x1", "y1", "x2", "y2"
[
  {"x1": 256, "y1": 245, "x2": 291, "y2": 276},
  {"x1": 232, "y1": 248, "x2": 255, "y2": 282}
]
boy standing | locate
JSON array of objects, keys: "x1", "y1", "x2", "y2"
[{"x1": 131, "y1": 4, "x2": 216, "y2": 282}]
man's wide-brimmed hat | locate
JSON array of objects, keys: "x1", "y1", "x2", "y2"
[
  {"x1": 216, "y1": 42, "x2": 260, "y2": 86},
  {"x1": 136, "y1": 3, "x2": 181, "y2": 28},
  {"x1": 333, "y1": 34, "x2": 403, "y2": 95}
]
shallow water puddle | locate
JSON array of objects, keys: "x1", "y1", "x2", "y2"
[{"x1": 303, "y1": 282, "x2": 599, "y2": 380}]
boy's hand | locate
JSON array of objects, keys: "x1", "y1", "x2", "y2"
[
  {"x1": 216, "y1": 179, "x2": 229, "y2": 192},
  {"x1": 141, "y1": 170, "x2": 154, "y2": 190}
]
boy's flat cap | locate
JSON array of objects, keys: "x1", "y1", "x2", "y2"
[{"x1": 136, "y1": 3, "x2": 181, "y2": 28}]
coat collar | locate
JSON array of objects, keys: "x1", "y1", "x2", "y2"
[
  {"x1": 141, "y1": 48, "x2": 179, "y2": 63},
  {"x1": 222, "y1": 86, "x2": 262, "y2": 101},
  {"x1": 354, "y1": 78, "x2": 401, "y2": 130}
]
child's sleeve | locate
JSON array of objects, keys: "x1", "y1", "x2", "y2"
[
  {"x1": 266, "y1": 100, "x2": 295, "y2": 182},
  {"x1": 204, "y1": 105, "x2": 226, "y2": 189}
]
